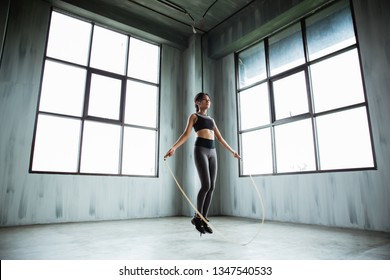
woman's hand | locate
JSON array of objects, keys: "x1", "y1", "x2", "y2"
[
  {"x1": 164, "y1": 148, "x2": 175, "y2": 159},
  {"x1": 232, "y1": 151, "x2": 241, "y2": 160}
]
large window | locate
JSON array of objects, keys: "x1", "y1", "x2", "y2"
[
  {"x1": 30, "y1": 11, "x2": 160, "y2": 177},
  {"x1": 237, "y1": 0, "x2": 375, "y2": 176}
]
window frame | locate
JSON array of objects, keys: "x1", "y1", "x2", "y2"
[
  {"x1": 235, "y1": 0, "x2": 376, "y2": 177},
  {"x1": 29, "y1": 9, "x2": 161, "y2": 178}
]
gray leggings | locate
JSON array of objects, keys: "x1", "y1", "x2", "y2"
[{"x1": 194, "y1": 140, "x2": 217, "y2": 218}]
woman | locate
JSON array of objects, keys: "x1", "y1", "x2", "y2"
[{"x1": 164, "y1": 92, "x2": 241, "y2": 234}]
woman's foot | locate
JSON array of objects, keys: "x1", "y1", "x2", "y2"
[
  {"x1": 203, "y1": 219, "x2": 213, "y2": 234},
  {"x1": 191, "y1": 216, "x2": 206, "y2": 234}
]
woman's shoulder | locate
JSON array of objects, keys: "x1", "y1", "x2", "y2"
[{"x1": 189, "y1": 113, "x2": 198, "y2": 123}]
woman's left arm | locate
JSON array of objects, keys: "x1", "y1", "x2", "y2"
[{"x1": 214, "y1": 124, "x2": 241, "y2": 159}]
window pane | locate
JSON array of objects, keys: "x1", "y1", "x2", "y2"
[
  {"x1": 122, "y1": 127, "x2": 156, "y2": 176},
  {"x1": 125, "y1": 81, "x2": 158, "y2": 128},
  {"x1": 39, "y1": 60, "x2": 86, "y2": 117},
  {"x1": 46, "y1": 11, "x2": 92, "y2": 65},
  {"x1": 311, "y1": 49, "x2": 365, "y2": 113},
  {"x1": 275, "y1": 119, "x2": 316, "y2": 172},
  {"x1": 269, "y1": 23, "x2": 305, "y2": 76},
  {"x1": 128, "y1": 37, "x2": 160, "y2": 83},
  {"x1": 238, "y1": 42, "x2": 266, "y2": 88},
  {"x1": 88, "y1": 74, "x2": 122, "y2": 120},
  {"x1": 90, "y1": 26, "x2": 128, "y2": 75},
  {"x1": 80, "y1": 121, "x2": 121, "y2": 174},
  {"x1": 273, "y1": 71, "x2": 309, "y2": 120},
  {"x1": 306, "y1": 0, "x2": 356, "y2": 61},
  {"x1": 32, "y1": 11, "x2": 161, "y2": 177},
  {"x1": 32, "y1": 115, "x2": 81, "y2": 172},
  {"x1": 241, "y1": 129, "x2": 273, "y2": 175},
  {"x1": 239, "y1": 83, "x2": 270, "y2": 130},
  {"x1": 316, "y1": 107, "x2": 374, "y2": 170}
]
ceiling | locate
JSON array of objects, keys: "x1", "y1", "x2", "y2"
[
  {"x1": 53, "y1": 0, "x2": 255, "y2": 49},
  {"x1": 126, "y1": 0, "x2": 254, "y2": 35},
  {"x1": 53, "y1": 0, "x2": 326, "y2": 55}
]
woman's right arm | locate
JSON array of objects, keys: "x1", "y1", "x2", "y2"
[{"x1": 164, "y1": 114, "x2": 197, "y2": 159}]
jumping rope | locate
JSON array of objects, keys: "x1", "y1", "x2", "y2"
[{"x1": 164, "y1": 158, "x2": 265, "y2": 246}]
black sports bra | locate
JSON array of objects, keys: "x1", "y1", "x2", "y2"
[{"x1": 193, "y1": 113, "x2": 214, "y2": 132}]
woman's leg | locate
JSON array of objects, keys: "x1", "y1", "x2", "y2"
[
  {"x1": 194, "y1": 146, "x2": 211, "y2": 215},
  {"x1": 202, "y1": 149, "x2": 217, "y2": 218},
  {"x1": 193, "y1": 146, "x2": 217, "y2": 234}
]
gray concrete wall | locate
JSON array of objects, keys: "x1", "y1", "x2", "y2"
[
  {"x1": 0, "y1": 0, "x2": 11, "y2": 67},
  {"x1": 206, "y1": 0, "x2": 390, "y2": 232},
  {"x1": 178, "y1": 34, "x2": 204, "y2": 217},
  {"x1": 0, "y1": 0, "x2": 183, "y2": 226}
]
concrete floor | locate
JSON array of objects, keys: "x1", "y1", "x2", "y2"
[{"x1": 0, "y1": 216, "x2": 389, "y2": 260}]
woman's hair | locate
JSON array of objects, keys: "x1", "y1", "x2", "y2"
[{"x1": 194, "y1": 92, "x2": 210, "y2": 112}]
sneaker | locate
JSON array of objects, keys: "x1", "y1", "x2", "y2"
[
  {"x1": 191, "y1": 216, "x2": 206, "y2": 234},
  {"x1": 203, "y1": 219, "x2": 213, "y2": 234}
]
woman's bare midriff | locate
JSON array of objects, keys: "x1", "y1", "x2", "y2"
[{"x1": 196, "y1": 129, "x2": 214, "y2": 140}]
